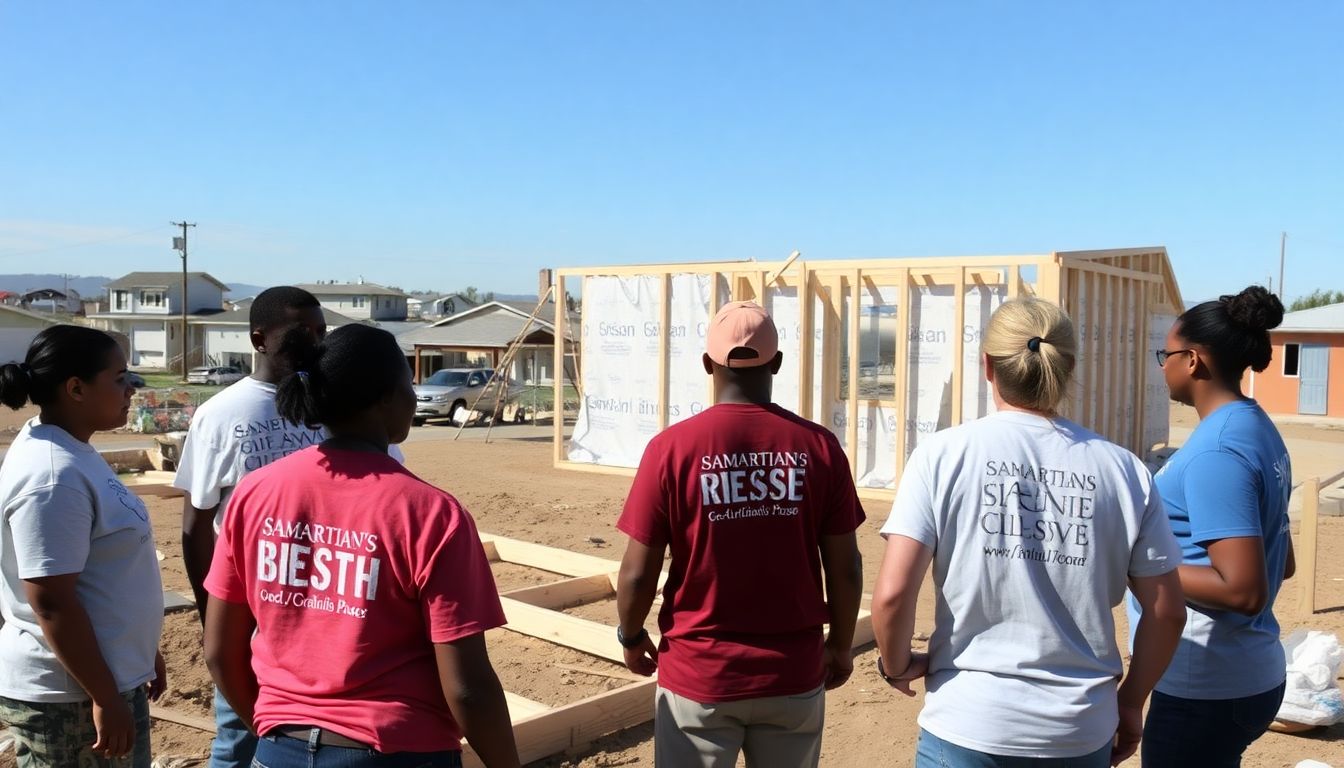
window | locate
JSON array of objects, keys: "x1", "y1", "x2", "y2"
[
  {"x1": 114, "y1": 290, "x2": 129, "y2": 310},
  {"x1": 353, "y1": 296, "x2": 365, "y2": 308},
  {"x1": 140, "y1": 290, "x2": 164, "y2": 308},
  {"x1": 1283, "y1": 343, "x2": 1301, "y2": 377}
]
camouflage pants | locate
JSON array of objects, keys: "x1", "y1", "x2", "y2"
[{"x1": 0, "y1": 688, "x2": 150, "y2": 768}]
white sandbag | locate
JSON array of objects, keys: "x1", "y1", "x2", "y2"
[{"x1": 1277, "y1": 630, "x2": 1344, "y2": 727}]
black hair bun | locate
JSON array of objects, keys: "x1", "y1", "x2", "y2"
[{"x1": 1221, "y1": 285, "x2": 1284, "y2": 333}]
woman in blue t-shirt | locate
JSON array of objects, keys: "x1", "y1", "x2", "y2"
[{"x1": 1144, "y1": 284, "x2": 1294, "y2": 766}]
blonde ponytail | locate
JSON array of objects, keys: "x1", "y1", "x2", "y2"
[{"x1": 982, "y1": 298, "x2": 1077, "y2": 413}]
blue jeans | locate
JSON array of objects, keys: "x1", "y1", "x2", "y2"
[
  {"x1": 252, "y1": 730, "x2": 463, "y2": 768},
  {"x1": 1141, "y1": 683, "x2": 1286, "y2": 768},
  {"x1": 211, "y1": 687, "x2": 258, "y2": 768},
  {"x1": 915, "y1": 729, "x2": 1110, "y2": 768}
]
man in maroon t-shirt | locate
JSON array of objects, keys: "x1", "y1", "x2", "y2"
[{"x1": 616, "y1": 301, "x2": 865, "y2": 767}]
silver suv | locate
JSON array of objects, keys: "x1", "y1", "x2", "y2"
[{"x1": 413, "y1": 368, "x2": 519, "y2": 426}]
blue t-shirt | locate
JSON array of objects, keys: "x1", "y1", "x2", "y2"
[{"x1": 1130, "y1": 399, "x2": 1290, "y2": 699}]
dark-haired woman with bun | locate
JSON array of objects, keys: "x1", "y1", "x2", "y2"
[
  {"x1": 1136, "y1": 284, "x2": 1294, "y2": 766},
  {"x1": 0, "y1": 326, "x2": 165, "y2": 767},
  {"x1": 202, "y1": 324, "x2": 520, "y2": 768}
]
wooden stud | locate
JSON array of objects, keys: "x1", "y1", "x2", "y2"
[
  {"x1": 894, "y1": 268, "x2": 911, "y2": 475},
  {"x1": 756, "y1": 270, "x2": 768, "y2": 306},
  {"x1": 150, "y1": 704, "x2": 216, "y2": 733},
  {"x1": 951, "y1": 267, "x2": 966, "y2": 426},
  {"x1": 1007, "y1": 265, "x2": 1020, "y2": 300},
  {"x1": 658, "y1": 274, "x2": 671, "y2": 431},
  {"x1": 1039, "y1": 253, "x2": 1063, "y2": 305},
  {"x1": 799, "y1": 269, "x2": 815, "y2": 421},
  {"x1": 502, "y1": 573, "x2": 616, "y2": 611},
  {"x1": 1109, "y1": 275, "x2": 1123, "y2": 443},
  {"x1": 498, "y1": 597, "x2": 657, "y2": 664},
  {"x1": 1300, "y1": 476, "x2": 1321, "y2": 617},
  {"x1": 553, "y1": 274, "x2": 568, "y2": 468},
  {"x1": 1133, "y1": 275, "x2": 1151, "y2": 455},
  {"x1": 482, "y1": 534, "x2": 623, "y2": 577},
  {"x1": 504, "y1": 691, "x2": 552, "y2": 719},
  {"x1": 846, "y1": 270, "x2": 861, "y2": 477}
]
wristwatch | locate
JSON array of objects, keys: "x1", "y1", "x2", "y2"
[
  {"x1": 876, "y1": 656, "x2": 896, "y2": 683},
  {"x1": 616, "y1": 626, "x2": 649, "y2": 649}
]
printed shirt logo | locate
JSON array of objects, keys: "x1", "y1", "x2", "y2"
[
  {"x1": 233, "y1": 418, "x2": 324, "y2": 472},
  {"x1": 978, "y1": 461, "x2": 1098, "y2": 568},
  {"x1": 107, "y1": 478, "x2": 148, "y2": 522},
  {"x1": 255, "y1": 517, "x2": 381, "y2": 619},
  {"x1": 698, "y1": 451, "x2": 809, "y2": 522}
]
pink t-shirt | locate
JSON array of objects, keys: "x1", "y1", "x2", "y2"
[{"x1": 205, "y1": 445, "x2": 506, "y2": 753}]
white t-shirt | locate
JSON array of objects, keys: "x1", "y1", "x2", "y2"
[
  {"x1": 880, "y1": 411, "x2": 1180, "y2": 759},
  {"x1": 0, "y1": 419, "x2": 164, "y2": 702},
  {"x1": 173, "y1": 376, "x2": 405, "y2": 530}
]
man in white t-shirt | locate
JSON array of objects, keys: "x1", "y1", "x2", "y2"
[{"x1": 174, "y1": 287, "x2": 331, "y2": 768}]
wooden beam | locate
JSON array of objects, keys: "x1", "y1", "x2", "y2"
[
  {"x1": 1108, "y1": 275, "x2": 1123, "y2": 442},
  {"x1": 894, "y1": 268, "x2": 911, "y2": 478},
  {"x1": 766, "y1": 249, "x2": 802, "y2": 284},
  {"x1": 123, "y1": 471, "x2": 183, "y2": 499},
  {"x1": 709, "y1": 271, "x2": 722, "y2": 407},
  {"x1": 150, "y1": 704, "x2": 216, "y2": 733},
  {"x1": 505, "y1": 691, "x2": 551, "y2": 720},
  {"x1": 498, "y1": 597, "x2": 656, "y2": 664},
  {"x1": 464, "y1": 679, "x2": 659, "y2": 768},
  {"x1": 846, "y1": 270, "x2": 861, "y2": 477},
  {"x1": 553, "y1": 274, "x2": 567, "y2": 468},
  {"x1": 951, "y1": 266, "x2": 966, "y2": 426},
  {"x1": 481, "y1": 534, "x2": 623, "y2": 578},
  {"x1": 798, "y1": 268, "x2": 815, "y2": 421},
  {"x1": 658, "y1": 273, "x2": 671, "y2": 431},
  {"x1": 502, "y1": 573, "x2": 615, "y2": 611},
  {"x1": 1007, "y1": 265, "x2": 1020, "y2": 300},
  {"x1": 1300, "y1": 476, "x2": 1321, "y2": 617}
]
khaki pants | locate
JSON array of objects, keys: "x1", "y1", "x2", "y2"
[{"x1": 654, "y1": 685, "x2": 825, "y2": 768}]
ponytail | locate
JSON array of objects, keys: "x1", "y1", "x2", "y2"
[
  {"x1": 275, "y1": 324, "x2": 408, "y2": 429},
  {"x1": 0, "y1": 326, "x2": 121, "y2": 410}
]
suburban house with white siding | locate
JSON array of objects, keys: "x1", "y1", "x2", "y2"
[
  {"x1": 86, "y1": 271, "x2": 229, "y2": 369},
  {"x1": 297, "y1": 282, "x2": 410, "y2": 321},
  {"x1": 0, "y1": 304, "x2": 61, "y2": 363}
]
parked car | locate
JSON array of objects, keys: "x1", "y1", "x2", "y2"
[
  {"x1": 187, "y1": 366, "x2": 245, "y2": 385},
  {"x1": 412, "y1": 368, "x2": 523, "y2": 426}
]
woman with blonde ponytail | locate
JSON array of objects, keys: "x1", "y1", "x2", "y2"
[{"x1": 871, "y1": 297, "x2": 1188, "y2": 766}]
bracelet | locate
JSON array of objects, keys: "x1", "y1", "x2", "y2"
[
  {"x1": 616, "y1": 626, "x2": 649, "y2": 649},
  {"x1": 876, "y1": 656, "x2": 903, "y2": 682}
]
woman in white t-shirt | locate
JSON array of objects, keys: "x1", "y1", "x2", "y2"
[
  {"x1": 0, "y1": 326, "x2": 165, "y2": 768},
  {"x1": 871, "y1": 297, "x2": 1188, "y2": 767}
]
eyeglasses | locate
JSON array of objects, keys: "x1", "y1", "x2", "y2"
[{"x1": 1155, "y1": 349, "x2": 1194, "y2": 366}]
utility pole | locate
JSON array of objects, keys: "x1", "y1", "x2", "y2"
[
  {"x1": 171, "y1": 221, "x2": 196, "y2": 381},
  {"x1": 1278, "y1": 231, "x2": 1287, "y2": 301}
]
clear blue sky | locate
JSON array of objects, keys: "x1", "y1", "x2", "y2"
[{"x1": 1, "y1": 2, "x2": 1339, "y2": 303}]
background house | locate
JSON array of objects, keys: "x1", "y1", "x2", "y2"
[
  {"x1": 1246, "y1": 301, "x2": 1344, "y2": 418},
  {"x1": 412, "y1": 292, "x2": 479, "y2": 319},
  {"x1": 20, "y1": 288, "x2": 82, "y2": 314},
  {"x1": 297, "y1": 281, "x2": 409, "y2": 321},
  {"x1": 0, "y1": 304, "x2": 62, "y2": 363},
  {"x1": 86, "y1": 271, "x2": 229, "y2": 369},
  {"x1": 399, "y1": 299, "x2": 578, "y2": 385}
]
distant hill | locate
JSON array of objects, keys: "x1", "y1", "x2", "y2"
[{"x1": 0, "y1": 274, "x2": 265, "y2": 300}]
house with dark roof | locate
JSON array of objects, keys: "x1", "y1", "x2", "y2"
[
  {"x1": 297, "y1": 281, "x2": 410, "y2": 321},
  {"x1": 86, "y1": 271, "x2": 229, "y2": 369},
  {"x1": 1246, "y1": 301, "x2": 1344, "y2": 418},
  {"x1": 397, "y1": 300, "x2": 579, "y2": 385}
]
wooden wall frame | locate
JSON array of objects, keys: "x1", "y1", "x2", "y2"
[{"x1": 554, "y1": 249, "x2": 1184, "y2": 502}]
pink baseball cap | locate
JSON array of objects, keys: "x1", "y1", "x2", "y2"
[{"x1": 706, "y1": 301, "x2": 779, "y2": 368}]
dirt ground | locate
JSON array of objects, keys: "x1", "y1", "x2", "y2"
[{"x1": 3, "y1": 401, "x2": 1344, "y2": 766}]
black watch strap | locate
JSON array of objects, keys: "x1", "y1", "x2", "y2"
[
  {"x1": 616, "y1": 626, "x2": 649, "y2": 649},
  {"x1": 877, "y1": 657, "x2": 895, "y2": 682}
]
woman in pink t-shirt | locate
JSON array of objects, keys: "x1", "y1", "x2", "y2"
[{"x1": 203, "y1": 324, "x2": 520, "y2": 768}]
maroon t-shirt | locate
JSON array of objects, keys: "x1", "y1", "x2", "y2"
[{"x1": 617, "y1": 402, "x2": 865, "y2": 703}]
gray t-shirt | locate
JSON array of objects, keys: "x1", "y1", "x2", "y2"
[
  {"x1": 0, "y1": 419, "x2": 164, "y2": 702},
  {"x1": 881, "y1": 411, "x2": 1180, "y2": 758}
]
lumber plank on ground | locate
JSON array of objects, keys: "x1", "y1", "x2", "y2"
[
  {"x1": 502, "y1": 573, "x2": 614, "y2": 610},
  {"x1": 150, "y1": 704, "x2": 216, "y2": 733},
  {"x1": 480, "y1": 534, "x2": 621, "y2": 578},
  {"x1": 464, "y1": 678, "x2": 658, "y2": 768},
  {"x1": 122, "y1": 470, "x2": 184, "y2": 498},
  {"x1": 498, "y1": 597, "x2": 657, "y2": 664},
  {"x1": 504, "y1": 691, "x2": 551, "y2": 720}
]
